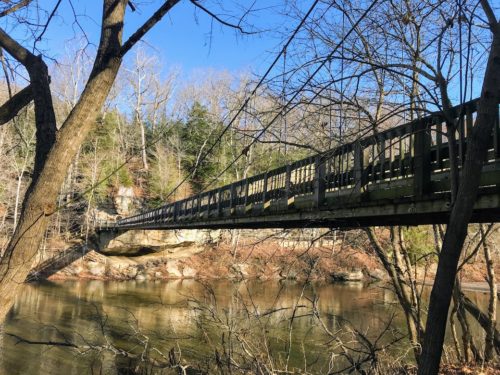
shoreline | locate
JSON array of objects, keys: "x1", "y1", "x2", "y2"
[
  {"x1": 30, "y1": 238, "x2": 498, "y2": 294},
  {"x1": 420, "y1": 280, "x2": 498, "y2": 293},
  {"x1": 41, "y1": 274, "x2": 498, "y2": 294}
]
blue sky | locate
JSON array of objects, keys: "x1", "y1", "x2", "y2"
[
  {"x1": 3, "y1": 1, "x2": 487, "y2": 103},
  {"x1": 33, "y1": 1, "x2": 291, "y2": 78}
]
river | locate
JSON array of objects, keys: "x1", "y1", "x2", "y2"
[{"x1": 0, "y1": 280, "x2": 493, "y2": 374}]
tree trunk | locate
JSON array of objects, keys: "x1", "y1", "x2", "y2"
[
  {"x1": 13, "y1": 159, "x2": 27, "y2": 229},
  {"x1": 418, "y1": 20, "x2": 500, "y2": 374},
  {"x1": 140, "y1": 119, "x2": 148, "y2": 170},
  {"x1": 0, "y1": 0, "x2": 126, "y2": 323},
  {"x1": 462, "y1": 294, "x2": 500, "y2": 353},
  {"x1": 453, "y1": 279, "x2": 482, "y2": 362},
  {"x1": 482, "y1": 224, "x2": 497, "y2": 361}
]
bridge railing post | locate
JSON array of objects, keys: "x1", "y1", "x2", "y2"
[
  {"x1": 206, "y1": 191, "x2": 211, "y2": 218},
  {"x1": 314, "y1": 155, "x2": 326, "y2": 207},
  {"x1": 262, "y1": 172, "x2": 268, "y2": 211},
  {"x1": 413, "y1": 125, "x2": 432, "y2": 197},
  {"x1": 379, "y1": 138, "x2": 386, "y2": 180},
  {"x1": 191, "y1": 197, "x2": 196, "y2": 219},
  {"x1": 217, "y1": 188, "x2": 223, "y2": 217},
  {"x1": 230, "y1": 183, "x2": 236, "y2": 214},
  {"x1": 243, "y1": 179, "x2": 249, "y2": 211},
  {"x1": 173, "y1": 201, "x2": 179, "y2": 222},
  {"x1": 197, "y1": 194, "x2": 202, "y2": 219},
  {"x1": 494, "y1": 102, "x2": 500, "y2": 158},
  {"x1": 353, "y1": 142, "x2": 364, "y2": 197},
  {"x1": 285, "y1": 164, "x2": 292, "y2": 208}
]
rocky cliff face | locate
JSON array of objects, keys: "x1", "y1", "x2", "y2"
[
  {"x1": 113, "y1": 186, "x2": 137, "y2": 216},
  {"x1": 56, "y1": 247, "x2": 204, "y2": 281},
  {"x1": 97, "y1": 229, "x2": 220, "y2": 256},
  {"x1": 45, "y1": 229, "x2": 220, "y2": 280}
]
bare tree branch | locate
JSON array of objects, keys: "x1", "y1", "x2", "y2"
[
  {"x1": 480, "y1": 0, "x2": 499, "y2": 29},
  {"x1": 0, "y1": 84, "x2": 33, "y2": 125},
  {"x1": 189, "y1": 0, "x2": 256, "y2": 35},
  {"x1": 6, "y1": 333, "x2": 78, "y2": 347},
  {"x1": 0, "y1": 26, "x2": 35, "y2": 66},
  {"x1": 120, "y1": 0, "x2": 181, "y2": 57},
  {"x1": 0, "y1": 0, "x2": 31, "y2": 18},
  {"x1": 35, "y1": 0, "x2": 63, "y2": 44}
]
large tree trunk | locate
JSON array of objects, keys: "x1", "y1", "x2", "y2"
[
  {"x1": 481, "y1": 224, "x2": 497, "y2": 360},
  {"x1": 0, "y1": 0, "x2": 126, "y2": 322},
  {"x1": 418, "y1": 17, "x2": 500, "y2": 374}
]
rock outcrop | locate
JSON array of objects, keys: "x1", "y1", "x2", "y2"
[
  {"x1": 113, "y1": 186, "x2": 136, "y2": 216},
  {"x1": 330, "y1": 269, "x2": 364, "y2": 282},
  {"x1": 97, "y1": 229, "x2": 220, "y2": 256},
  {"x1": 39, "y1": 228, "x2": 385, "y2": 283},
  {"x1": 51, "y1": 246, "x2": 204, "y2": 280}
]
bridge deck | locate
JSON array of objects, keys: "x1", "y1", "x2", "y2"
[{"x1": 101, "y1": 98, "x2": 500, "y2": 231}]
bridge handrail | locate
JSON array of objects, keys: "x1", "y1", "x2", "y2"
[{"x1": 117, "y1": 97, "x2": 500, "y2": 228}]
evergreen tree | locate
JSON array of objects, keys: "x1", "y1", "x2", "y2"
[{"x1": 178, "y1": 102, "x2": 223, "y2": 192}]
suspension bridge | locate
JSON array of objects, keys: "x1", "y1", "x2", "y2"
[{"x1": 99, "y1": 98, "x2": 500, "y2": 232}]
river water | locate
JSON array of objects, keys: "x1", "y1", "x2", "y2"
[{"x1": 0, "y1": 280, "x2": 492, "y2": 374}]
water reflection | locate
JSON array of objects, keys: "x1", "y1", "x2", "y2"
[{"x1": 0, "y1": 280, "x2": 493, "y2": 374}]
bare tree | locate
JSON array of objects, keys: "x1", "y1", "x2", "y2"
[
  {"x1": 419, "y1": 3, "x2": 499, "y2": 373},
  {"x1": 0, "y1": 0, "x2": 183, "y2": 322},
  {"x1": 124, "y1": 49, "x2": 166, "y2": 171}
]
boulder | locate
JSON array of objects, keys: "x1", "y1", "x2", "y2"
[
  {"x1": 366, "y1": 268, "x2": 387, "y2": 281},
  {"x1": 279, "y1": 268, "x2": 298, "y2": 280},
  {"x1": 331, "y1": 269, "x2": 364, "y2": 282},
  {"x1": 87, "y1": 261, "x2": 106, "y2": 277},
  {"x1": 166, "y1": 261, "x2": 182, "y2": 278},
  {"x1": 125, "y1": 266, "x2": 138, "y2": 279},
  {"x1": 182, "y1": 266, "x2": 197, "y2": 278},
  {"x1": 261, "y1": 266, "x2": 281, "y2": 280},
  {"x1": 231, "y1": 263, "x2": 251, "y2": 279},
  {"x1": 65, "y1": 264, "x2": 85, "y2": 277}
]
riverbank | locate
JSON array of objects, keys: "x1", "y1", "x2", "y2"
[
  {"x1": 43, "y1": 242, "x2": 382, "y2": 282},
  {"x1": 30, "y1": 235, "x2": 497, "y2": 294}
]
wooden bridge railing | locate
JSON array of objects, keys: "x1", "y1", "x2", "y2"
[{"x1": 112, "y1": 98, "x2": 500, "y2": 229}]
